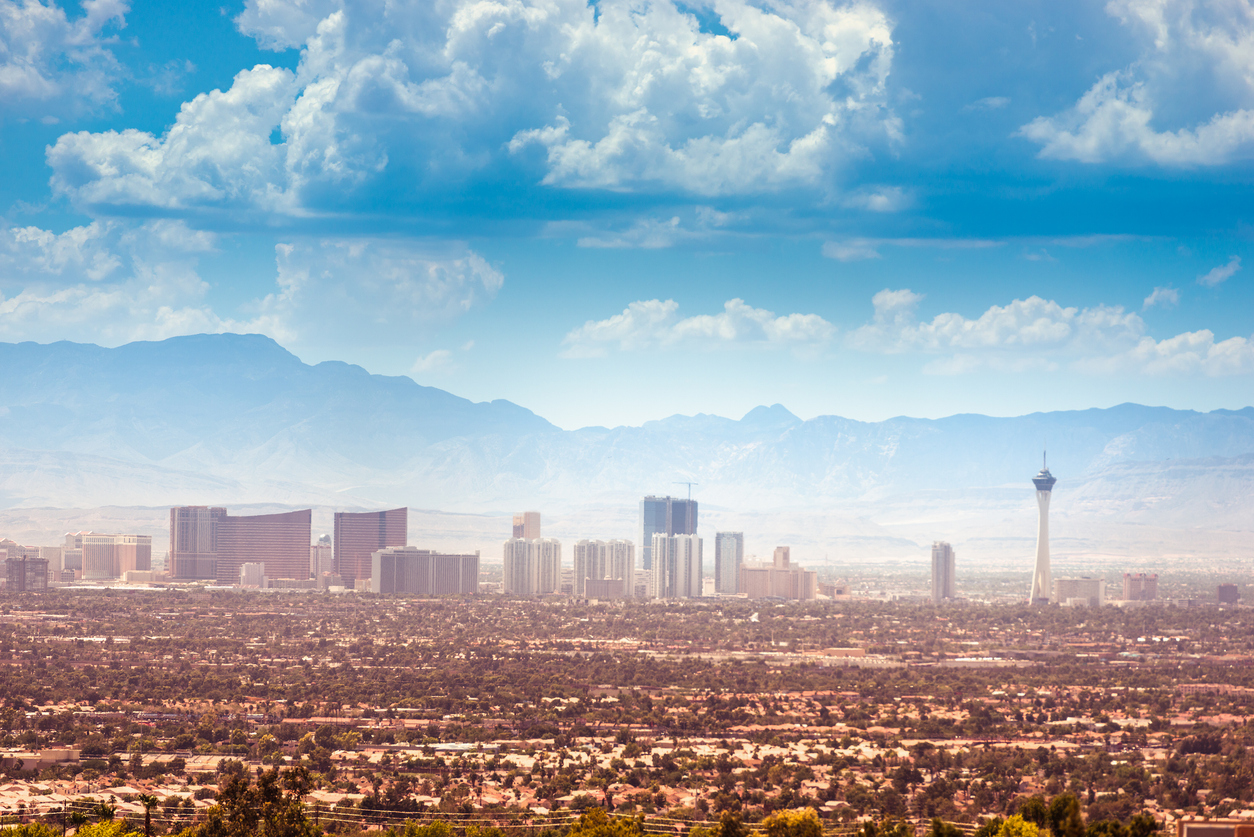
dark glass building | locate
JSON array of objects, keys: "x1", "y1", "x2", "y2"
[{"x1": 639, "y1": 495, "x2": 697, "y2": 571}]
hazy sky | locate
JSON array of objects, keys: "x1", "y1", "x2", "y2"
[{"x1": 1, "y1": 0, "x2": 1252, "y2": 428}]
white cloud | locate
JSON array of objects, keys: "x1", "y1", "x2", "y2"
[
  {"x1": 841, "y1": 186, "x2": 910, "y2": 212},
  {"x1": 49, "y1": 0, "x2": 900, "y2": 216},
  {"x1": 1020, "y1": 1, "x2": 1254, "y2": 165},
  {"x1": 0, "y1": 222, "x2": 502, "y2": 347},
  {"x1": 1080, "y1": 330, "x2": 1254, "y2": 376},
  {"x1": 1142, "y1": 285, "x2": 1179, "y2": 309},
  {"x1": 262, "y1": 239, "x2": 504, "y2": 341},
  {"x1": 561, "y1": 298, "x2": 835, "y2": 358},
  {"x1": 964, "y1": 96, "x2": 1010, "y2": 112},
  {"x1": 410, "y1": 348, "x2": 454, "y2": 376},
  {"x1": 822, "y1": 236, "x2": 1002, "y2": 261},
  {"x1": 1198, "y1": 255, "x2": 1241, "y2": 287},
  {"x1": 0, "y1": 0, "x2": 128, "y2": 120},
  {"x1": 568, "y1": 206, "x2": 741, "y2": 249},
  {"x1": 849, "y1": 287, "x2": 1254, "y2": 378}
]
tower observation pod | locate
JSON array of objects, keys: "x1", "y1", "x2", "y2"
[{"x1": 1029, "y1": 454, "x2": 1057, "y2": 604}]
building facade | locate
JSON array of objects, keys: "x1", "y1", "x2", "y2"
[
  {"x1": 1123, "y1": 572, "x2": 1159, "y2": 601},
  {"x1": 1219, "y1": 583, "x2": 1240, "y2": 605},
  {"x1": 573, "y1": 539, "x2": 634, "y2": 598},
  {"x1": 239, "y1": 562, "x2": 266, "y2": 588},
  {"x1": 311, "y1": 535, "x2": 333, "y2": 577},
  {"x1": 5, "y1": 556, "x2": 48, "y2": 592},
  {"x1": 1053, "y1": 577, "x2": 1105, "y2": 607},
  {"x1": 639, "y1": 495, "x2": 698, "y2": 571},
  {"x1": 649, "y1": 533, "x2": 702, "y2": 599},
  {"x1": 371, "y1": 547, "x2": 480, "y2": 595},
  {"x1": 169, "y1": 506, "x2": 226, "y2": 580},
  {"x1": 714, "y1": 532, "x2": 744, "y2": 595},
  {"x1": 738, "y1": 546, "x2": 818, "y2": 601},
  {"x1": 333, "y1": 508, "x2": 408, "y2": 590},
  {"x1": 82, "y1": 534, "x2": 152, "y2": 580},
  {"x1": 502, "y1": 538, "x2": 562, "y2": 596},
  {"x1": 512, "y1": 512, "x2": 541, "y2": 539},
  {"x1": 215, "y1": 509, "x2": 312, "y2": 586},
  {"x1": 931, "y1": 541, "x2": 956, "y2": 603}
]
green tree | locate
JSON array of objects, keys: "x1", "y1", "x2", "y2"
[
  {"x1": 182, "y1": 768, "x2": 319, "y2": 837},
  {"x1": 564, "y1": 808, "x2": 645, "y2": 837},
  {"x1": 996, "y1": 815, "x2": 1040, "y2": 837},
  {"x1": 1047, "y1": 795, "x2": 1085, "y2": 837},
  {"x1": 137, "y1": 794, "x2": 159, "y2": 837},
  {"x1": 761, "y1": 809, "x2": 822, "y2": 837},
  {"x1": 928, "y1": 820, "x2": 963, "y2": 837}
]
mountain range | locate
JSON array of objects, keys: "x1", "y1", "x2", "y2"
[{"x1": 1, "y1": 334, "x2": 1251, "y2": 567}]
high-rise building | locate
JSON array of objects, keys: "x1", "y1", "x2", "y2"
[
  {"x1": 1123, "y1": 573, "x2": 1158, "y2": 601},
  {"x1": 1053, "y1": 577, "x2": 1104, "y2": 607},
  {"x1": 371, "y1": 547, "x2": 480, "y2": 595},
  {"x1": 573, "y1": 539, "x2": 634, "y2": 598},
  {"x1": 1219, "y1": 583, "x2": 1240, "y2": 605},
  {"x1": 1029, "y1": 455, "x2": 1057, "y2": 605},
  {"x1": 82, "y1": 534, "x2": 152, "y2": 580},
  {"x1": 502, "y1": 538, "x2": 562, "y2": 595},
  {"x1": 334, "y1": 508, "x2": 407, "y2": 589},
  {"x1": 512, "y1": 512, "x2": 541, "y2": 540},
  {"x1": 649, "y1": 533, "x2": 702, "y2": 599},
  {"x1": 39, "y1": 546, "x2": 63, "y2": 579},
  {"x1": 216, "y1": 510, "x2": 311, "y2": 586},
  {"x1": 239, "y1": 562, "x2": 267, "y2": 588},
  {"x1": 311, "y1": 534, "x2": 333, "y2": 578},
  {"x1": 62, "y1": 533, "x2": 84, "y2": 572},
  {"x1": 5, "y1": 555, "x2": 48, "y2": 592},
  {"x1": 931, "y1": 541, "x2": 956, "y2": 603},
  {"x1": 169, "y1": 507, "x2": 226, "y2": 580},
  {"x1": 714, "y1": 532, "x2": 744, "y2": 595},
  {"x1": 738, "y1": 546, "x2": 817, "y2": 600},
  {"x1": 639, "y1": 495, "x2": 698, "y2": 571}
]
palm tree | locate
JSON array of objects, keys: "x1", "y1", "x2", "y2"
[
  {"x1": 67, "y1": 810, "x2": 90, "y2": 835},
  {"x1": 94, "y1": 800, "x2": 115, "y2": 822},
  {"x1": 138, "y1": 794, "x2": 159, "y2": 837}
]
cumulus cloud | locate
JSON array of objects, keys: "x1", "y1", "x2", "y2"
[
  {"x1": 0, "y1": 220, "x2": 247, "y2": 345},
  {"x1": 0, "y1": 0, "x2": 128, "y2": 120},
  {"x1": 849, "y1": 287, "x2": 1254, "y2": 377},
  {"x1": 48, "y1": 0, "x2": 900, "y2": 218},
  {"x1": 1020, "y1": 1, "x2": 1254, "y2": 165},
  {"x1": 262, "y1": 239, "x2": 504, "y2": 341},
  {"x1": 1142, "y1": 286, "x2": 1179, "y2": 309},
  {"x1": 0, "y1": 222, "x2": 502, "y2": 347},
  {"x1": 567, "y1": 207, "x2": 742, "y2": 249},
  {"x1": 1198, "y1": 255, "x2": 1241, "y2": 287},
  {"x1": 561, "y1": 298, "x2": 835, "y2": 358}
]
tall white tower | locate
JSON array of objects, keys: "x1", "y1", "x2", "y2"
[{"x1": 1029, "y1": 454, "x2": 1057, "y2": 604}]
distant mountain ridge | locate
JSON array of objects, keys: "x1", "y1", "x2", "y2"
[{"x1": 1, "y1": 335, "x2": 1252, "y2": 536}]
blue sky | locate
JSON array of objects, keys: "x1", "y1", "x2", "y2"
[{"x1": 1, "y1": 0, "x2": 1252, "y2": 429}]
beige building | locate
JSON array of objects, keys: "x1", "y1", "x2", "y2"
[
  {"x1": 502, "y1": 537, "x2": 561, "y2": 595},
  {"x1": 82, "y1": 534, "x2": 152, "y2": 580},
  {"x1": 1122, "y1": 572, "x2": 1158, "y2": 600},
  {"x1": 1053, "y1": 576, "x2": 1105, "y2": 607},
  {"x1": 512, "y1": 512, "x2": 541, "y2": 540},
  {"x1": 573, "y1": 539, "x2": 634, "y2": 598},
  {"x1": 649, "y1": 533, "x2": 702, "y2": 599},
  {"x1": 738, "y1": 546, "x2": 817, "y2": 601}
]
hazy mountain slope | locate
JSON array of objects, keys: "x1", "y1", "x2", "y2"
[{"x1": 1, "y1": 335, "x2": 1252, "y2": 531}]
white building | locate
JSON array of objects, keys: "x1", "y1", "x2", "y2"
[
  {"x1": 573, "y1": 539, "x2": 634, "y2": 598},
  {"x1": 649, "y1": 533, "x2": 702, "y2": 599},
  {"x1": 931, "y1": 541, "x2": 956, "y2": 603},
  {"x1": 1053, "y1": 577, "x2": 1105, "y2": 607},
  {"x1": 239, "y1": 562, "x2": 266, "y2": 588},
  {"x1": 310, "y1": 535, "x2": 333, "y2": 577},
  {"x1": 502, "y1": 537, "x2": 562, "y2": 595},
  {"x1": 714, "y1": 532, "x2": 743, "y2": 595}
]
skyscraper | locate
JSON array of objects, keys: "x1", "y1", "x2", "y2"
[
  {"x1": 714, "y1": 532, "x2": 744, "y2": 595},
  {"x1": 648, "y1": 533, "x2": 702, "y2": 599},
  {"x1": 573, "y1": 539, "x2": 634, "y2": 598},
  {"x1": 82, "y1": 534, "x2": 152, "y2": 580},
  {"x1": 371, "y1": 547, "x2": 480, "y2": 595},
  {"x1": 170, "y1": 506, "x2": 226, "y2": 580},
  {"x1": 1029, "y1": 455, "x2": 1057, "y2": 605},
  {"x1": 334, "y1": 508, "x2": 408, "y2": 589},
  {"x1": 512, "y1": 512, "x2": 541, "y2": 539},
  {"x1": 931, "y1": 541, "x2": 955, "y2": 603},
  {"x1": 502, "y1": 537, "x2": 562, "y2": 595},
  {"x1": 639, "y1": 495, "x2": 698, "y2": 571},
  {"x1": 216, "y1": 509, "x2": 311, "y2": 585}
]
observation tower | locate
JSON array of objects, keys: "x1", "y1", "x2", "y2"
[{"x1": 1029, "y1": 454, "x2": 1057, "y2": 605}]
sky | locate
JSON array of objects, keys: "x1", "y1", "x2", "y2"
[{"x1": 1, "y1": 0, "x2": 1252, "y2": 430}]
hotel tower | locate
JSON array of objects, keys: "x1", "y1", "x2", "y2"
[{"x1": 1029, "y1": 455, "x2": 1057, "y2": 604}]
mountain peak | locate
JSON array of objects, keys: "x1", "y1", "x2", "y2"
[{"x1": 740, "y1": 403, "x2": 801, "y2": 427}]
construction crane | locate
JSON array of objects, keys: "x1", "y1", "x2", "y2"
[{"x1": 672, "y1": 481, "x2": 698, "y2": 500}]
